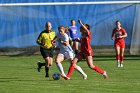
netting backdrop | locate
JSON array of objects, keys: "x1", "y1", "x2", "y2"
[
  {"x1": 130, "y1": 4, "x2": 140, "y2": 55},
  {"x1": 0, "y1": 0, "x2": 140, "y2": 55}
]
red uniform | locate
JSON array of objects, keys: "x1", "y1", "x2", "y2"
[
  {"x1": 112, "y1": 27, "x2": 126, "y2": 48},
  {"x1": 79, "y1": 31, "x2": 93, "y2": 58}
]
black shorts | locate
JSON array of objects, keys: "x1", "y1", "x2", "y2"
[
  {"x1": 40, "y1": 47, "x2": 54, "y2": 58},
  {"x1": 72, "y1": 38, "x2": 79, "y2": 41}
]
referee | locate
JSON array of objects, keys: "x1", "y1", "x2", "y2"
[{"x1": 36, "y1": 22, "x2": 56, "y2": 77}]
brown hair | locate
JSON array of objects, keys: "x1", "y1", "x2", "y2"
[
  {"x1": 85, "y1": 24, "x2": 90, "y2": 30},
  {"x1": 115, "y1": 20, "x2": 120, "y2": 25},
  {"x1": 80, "y1": 24, "x2": 90, "y2": 30},
  {"x1": 71, "y1": 19, "x2": 75, "y2": 23}
]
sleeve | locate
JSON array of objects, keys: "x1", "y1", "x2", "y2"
[
  {"x1": 36, "y1": 32, "x2": 43, "y2": 45},
  {"x1": 64, "y1": 34, "x2": 69, "y2": 42},
  {"x1": 112, "y1": 29, "x2": 115, "y2": 37},
  {"x1": 122, "y1": 28, "x2": 126, "y2": 35}
]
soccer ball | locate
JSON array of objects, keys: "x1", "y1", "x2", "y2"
[{"x1": 52, "y1": 72, "x2": 60, "y2": 80}]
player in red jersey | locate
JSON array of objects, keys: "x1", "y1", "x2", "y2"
[
  {"x1": 62, "y1": 20, "x2": 108, "y2": 80},
  {"x1": 112, "y1": 20, "x2": 127, "y2": 67}
]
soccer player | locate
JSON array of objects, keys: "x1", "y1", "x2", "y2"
[
  {"x1": 55, "y1": 26, "x2": 87, "y2": 79},
  {"x1": 111, "y1": 20, "x2": 127, "y2": 67},
  {"x1": 69, "y1": 19, "x2": 79, "y2": 54},
  {"x1": 63, "y1": 20, "x2": 108, "y2": 80},
  {"x1": 36, "y1": 22, "x2": 56, "y2": 77}
]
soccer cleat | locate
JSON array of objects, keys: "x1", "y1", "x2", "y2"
[
  {"x1": 117, "y1": 64, "x2": 120, "y2": 68},
  {"x1": 83, "y1": 74, "x2": 87, "y2": 80},
  {"x1": 61, "y1": 74, "x2": 70, "y2": 80},
  {"x1": 103, "y1": 71, "x2": 108, "y2": 79},
  {"x1": 45, "y1": 73, "x2": 49, "y2": 78},
  {"x1": 120, "y1": 64, "x2": 123, "y2": 67},
  {"x1": 37, "y1": 62, "x2": 41, "y2": 72}
]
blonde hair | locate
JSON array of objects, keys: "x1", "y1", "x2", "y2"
[{"x1": 58, "y1": 26, "x2": 66, "y2": 32}]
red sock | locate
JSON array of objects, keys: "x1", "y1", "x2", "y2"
[
  {"x1": 93, "y1": 66, "x2": 104, "y2": 74},
  {"x1": 120, "y1": 56, "x2": 124, "y2": 61},
  {"x1": 116, "y1": 55, "x2": 120, "y2": 60},
  {"x1": 67, "y1": 65, "x2": 75, "y2": 78}
]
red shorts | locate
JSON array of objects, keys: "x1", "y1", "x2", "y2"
[
  {"x1": 114, "y1": 42, "x2": 125, "y2": 48},
  {"x1": 78, "y1": 50, "x2": 93, "y2": 59}
]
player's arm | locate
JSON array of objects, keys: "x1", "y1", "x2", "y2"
[
  {"x1": 51, "y1": 36, "x2": 57, "y2": 43},
  {"x1": 111, "y1": 30, "x2": 115, "y2": 40},
  {"x1": 60, "y1": 34, "x2": 69, "y2": 46},
  {"x1": 60, "y1": 40, "x2": 69, "y2": 46},
  {"x1": 36, "y1": 33, "x2": 44, "y2": 46},
  {"x1": 51, "y1": 36, "x2": 57, "y2": 48},
  {"x1": 78, "y1": 19, "x2": 90, "y2": 34},
  {"x1": 119, "y1": 29, "x2": 127, "y2": 38}
]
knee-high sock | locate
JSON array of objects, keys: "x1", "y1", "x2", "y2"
[
  {"x1": 56, "y1": 63, "x2": 66, "y2": 76},
  {"x1": 120, "y1": 56, "x2": 124, "y2": 61},
  {"x1": 45, "y1": 66, "x2": 49, "y2": 74},
  {"x1": 40, "y1": 63, "x2": 45, "y2": 67},
  {"x1": 67, "y1": 65, "x2": 75, "y2": 78},
  {"x1": 116, "y1": 55, "x2": 120, "y2": 60},
  {"x1": 92, "y1": 66, "x2": 104, "y2": 74},
  {"x1": 75, "y1": 65, "x2": 86, "y2": 76}
]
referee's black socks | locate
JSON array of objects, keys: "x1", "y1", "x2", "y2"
[{"x1": 45, "y1": 66, "x2": 49, "y2": 77}]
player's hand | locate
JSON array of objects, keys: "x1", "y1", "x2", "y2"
[
  {"x1": 60, "y1": 40, "x2": 64, "y2": 44},
  {"x1": 78, "y1": 19, "x2": 82, "y2": 24},
  {"x1": 112, "y1": 37, "x2": 115, "y2": 40},
  {"x1": 52, "y1": 40, "x2": 56, "y2": 48},
  {"x1": 118, "y1": 36, "x2": 123, "y2": 38}
]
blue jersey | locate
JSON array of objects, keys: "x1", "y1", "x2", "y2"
[{"x1": 69, "y1": 26, "x2": 79, "y2": 40}]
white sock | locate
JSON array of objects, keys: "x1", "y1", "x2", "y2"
[
  {"x1": 75, "y1": 65, "x2": 86, "y2": 76},
  {"x1": 56, "y1": 63, "x2": 66, "y2": 76}
]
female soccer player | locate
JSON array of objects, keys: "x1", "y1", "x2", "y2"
[
  {"x1": 69, "y1": 19, "x2": 79, "y2": 54},
  {"x1": 36, "y1": 22, "x2": 56, "y2": 77},
  {"x1": 55, "y1": 26, "x2": 87, "y2": 79},
  {"x1": 111, "y1": 20, "x2": 127, "y2": 67},
  {"x1": 64, "y1": 20, "x2": 108, "y2": 80}
]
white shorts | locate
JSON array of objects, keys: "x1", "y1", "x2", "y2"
[{"x1": 58, "y1": 50, "x2": 74, "y2": 59}]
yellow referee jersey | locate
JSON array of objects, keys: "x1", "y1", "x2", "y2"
[{"x1": 37, "y1": 30, "x2": 56, "y2": 49}]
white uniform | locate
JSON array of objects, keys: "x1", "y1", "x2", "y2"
[{"x1": 57, "y1": 33, "x2": 74, "y2": 59}]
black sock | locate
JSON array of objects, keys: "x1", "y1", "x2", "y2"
[
  {"x1": 75, "y1": 50, "x2": 79, "y2": 54},
  {"x1": 40, "y1": 63, "x2": 45, "y2": 67},
  {"x1": 45, "y1": 66, "x2": 49, "y2": 77}
]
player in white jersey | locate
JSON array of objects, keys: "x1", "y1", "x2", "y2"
[{"x1": 55, "y1": 26, "x2": 87, "y2": 79}]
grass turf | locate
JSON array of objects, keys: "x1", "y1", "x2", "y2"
[{"x1": 0, "y1": 55, "x2": 140, "y2": 93}]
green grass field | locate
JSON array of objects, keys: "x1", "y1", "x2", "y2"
[{"x1": 0, "y1": 55, "x2": 140, "y2": 93}]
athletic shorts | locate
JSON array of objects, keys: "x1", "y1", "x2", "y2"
[
  {"x1": 58, "y1": 50, "x2": 74, "y2": 59},
  {"x1": 72, "y1": 38, "x2": 79, "y2": 41},
  {"x1": 78, "y1": 50, "x2": 93, "y2": 59},
  {"x1": 114, "y1": 42, "x2": 125, "y2": 48},
  {"x1": 40, "y1": 47, "x2": 54, "y2": 58}
]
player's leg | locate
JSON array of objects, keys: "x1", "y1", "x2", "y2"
[
  {"x1": 55, "y1": 53, "x2": 66, "y2": 77},
  {"x1": 68, "y1": 53, "x2": 87, "y2": 79},
  {"x1": 86, "y1": 56, "x2": 108, "y2": 79},
  {"x1": 45, "y1": 48, "x2": 54, "y2": 77},
  {"x1": 115, "y1": 46, "x2": 121, "y2": 67},
  {"x1": 44, "y1": 57, "x2": 51, "y2": 77},
  {"x1": 75, "y1": 65, "x2": 87, "y2": 79},
  {"x1": 120, "y1": 48, "x2": 125, "y2": 67},
  {"x1": 66, "y1": 54, "x2": 82, "y2": 79},
  {"x1": 37, "y1": 61, "x2": 45, "y2": 72},
  {"x1": 74, "y1": 41, "x2": 79, "y2": 54},
  {"x1": 38, "y1": 47, "x2": 49, "y2": 73}
]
